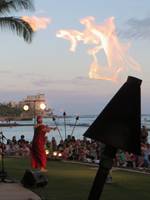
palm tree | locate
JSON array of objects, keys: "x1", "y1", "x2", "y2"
[{"x1": 0, "y1": 0, "x2": 34, "y2": 43}]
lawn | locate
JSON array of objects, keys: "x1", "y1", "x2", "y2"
[{"x1": 3, "y1": 158, "x2": 150, "y2": 200}]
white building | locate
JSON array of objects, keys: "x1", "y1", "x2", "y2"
[{"x1": 19, "y1": 94, "x2": 51, "y2": 119}]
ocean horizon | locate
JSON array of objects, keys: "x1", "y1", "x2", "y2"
[{"x1": 0, "y1": 114, "x2": 150, "y2": 144}]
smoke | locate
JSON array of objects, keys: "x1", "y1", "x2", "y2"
[{"x1": 120, "y1": 17, "x2": 150, "y2": 39}]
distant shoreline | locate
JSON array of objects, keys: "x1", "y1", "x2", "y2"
[
  {"x1": 0, "y1": 123, "x2": 34, "y2": 127},
  {"x1": 0, "y1": 123, "x2": 149, "y2": 132}
]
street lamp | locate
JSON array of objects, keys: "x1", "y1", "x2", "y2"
[
  {"x1": 23, "y1": 105, "x2": 29, "y2": 111},
  {"x1": 40, "y1": 103, "x2": 46, "y2": 110},
  {"x1": 23, "y1": 101, "x2": 46, "y2": 127}
]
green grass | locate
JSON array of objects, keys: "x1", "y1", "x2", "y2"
[{"x1": 3, "y1": 158, "x2": 150, "y2": 200}]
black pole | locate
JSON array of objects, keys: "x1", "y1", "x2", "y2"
[
  {"x1": 0, "y1": 132, "x2": 8, "y2": 182},
  {"x1": 88, "y1": 145, "x2": 117, "y2": 200},
  {"x1": 52, "y1": 117, "x2": 63, "y2": 140},
  {"x1": 0, "y1": 133, "x2": 7, "y2": 181},
  {"x1": 33, "y1": 100, "x2": 36, "y2": 129},
  {"x1": 63, "y1": 112, "x2": 66, "y2": 140},
  {"x1": 70, "y1": 116, "x2": 79, "y2": 137}
]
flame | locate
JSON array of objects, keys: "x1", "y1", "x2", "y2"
[
  {"x1": 21, "y1": 16, "x2": 51, "y2": 31},
  {"x1": 56, "y1": 16, "x2": 140, "y2": 82}
]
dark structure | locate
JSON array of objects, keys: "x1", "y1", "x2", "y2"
[
  {"x1": 21, "y1": 169, "x2": 48, "y2": 188},
  {"x1": 0, "y1": 131, "x2": 15, "y2": 183},
  {"x1": 83, "y1": 76, "x2": 142, "y2": 200}
]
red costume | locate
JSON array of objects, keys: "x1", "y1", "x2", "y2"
[{"x1": 31, "y1": 116, "x2": 50, "y2": 171}]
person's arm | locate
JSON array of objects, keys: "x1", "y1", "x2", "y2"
[{"x1": 45, "y1": 125, "x2": 57, "y2": 132}]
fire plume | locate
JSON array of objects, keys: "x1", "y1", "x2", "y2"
[
  {"x1": 56, "y1": 16, "x2": 140, "y2": 82},
  {"x1": 21, "y1": 16, "x2": 51, "y2": 31}
]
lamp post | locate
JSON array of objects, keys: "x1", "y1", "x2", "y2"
[{"x1": 23, "y1": 101, "x2": 46, "y2": 128}]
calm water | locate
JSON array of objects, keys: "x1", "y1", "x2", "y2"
[{"x1": 0, "y1": 115, "x2": 150, "y2": 144}]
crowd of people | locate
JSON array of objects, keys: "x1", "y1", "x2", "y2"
[
  {"x1": 0, "y1": 135, "x2": 30, "y2": 157},
  {"x1": 45, "y1": 126, "x2": 150, "y2": 169},
  {"x1": 0, "y1": 124, "x2": 150, "y2": 170}
]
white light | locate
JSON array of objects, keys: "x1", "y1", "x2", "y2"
[
  {"x1": 23, "y1": 105, "x2": 29, "y2": 111},
  {"x1": 53, "y1": 151, "x2": 57, "y2": 156},
  {"x1": 58, "y1": 153, "x2": 62, "y2": 157},
  {"x1": 40, "y1": 103, "x2": 46, "y2": 110},
  {"x1": 45, "y1": 150, "x2": 49, "y2": 155}
]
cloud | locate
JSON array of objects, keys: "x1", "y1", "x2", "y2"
[
  {"x1": 31, "y1": 76, "x2": 105, "y2": 88},
  {"x1": 31, "y1": 77, "x2": 87, "y2": 87},
  {"x1": 0, "y1": 70, "x2": 12, "y2": 75},
  {"x1": 15, "y1": 72, "x2": 41, "y2": 79},
  {"x1": 119, "y1": 17, "x2": 150, "y2": 39},
  {"x1": 21, "y1": 16, "x2": 51, "y2": 31}
]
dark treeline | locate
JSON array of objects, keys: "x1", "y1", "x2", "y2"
[{"x1": 0, "y1": 103, "x2": 22, "y2": 117}]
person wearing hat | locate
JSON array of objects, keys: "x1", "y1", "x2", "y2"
[{"x1": 31, "y1": 116, "x2": 57, "y2": 172}]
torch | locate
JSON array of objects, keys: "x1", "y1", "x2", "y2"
[
  {"x1": 70, "y1": 116, "x2": 79, "y2": 137},
  {"x1": 83, "y1": 76, "x2": 142, "y2": 200},
  {"x1": 63, "y1": 111, "x2": 67, "y2": 140},
  {"x1": 52, "y1": 116, "x2": 63, "y2": 141}
]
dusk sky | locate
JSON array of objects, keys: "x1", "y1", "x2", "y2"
[{"x1": 0, "y1": 0, "x2": 150, "y2": 115}]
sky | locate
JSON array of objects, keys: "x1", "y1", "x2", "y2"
[{"x1": 0, "y1": 0, "x2": 150, "y2": 115}]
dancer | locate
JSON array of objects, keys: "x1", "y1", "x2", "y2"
[{"x1": 31, "y1": 115, "x2": 56, "y2": 172}]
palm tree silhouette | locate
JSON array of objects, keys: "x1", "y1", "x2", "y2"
[{"x1": 0, "y1": 0, "x2": 34, "y2": 43}]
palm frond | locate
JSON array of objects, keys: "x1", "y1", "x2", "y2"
[
  {"x1": 0, "y1": 16, "x2": 34, "y2": 43},
  {"x1": 0, "y1": 0, "x2": 34, "y2": 14}
]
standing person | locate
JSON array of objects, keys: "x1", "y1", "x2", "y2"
[
  {"x1": 18, "y1": 135, "x2": 26, "y2": 146},
  {"x1": 141, "y1": 125, "x2": 148, "y2": 144},
  {"x1": 31, "y1": 116, "x2": 56, "y2": 172}
]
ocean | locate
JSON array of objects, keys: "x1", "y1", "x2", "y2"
[{"x1": 0, "y1": 115, "x2": 150, "y2": 144}]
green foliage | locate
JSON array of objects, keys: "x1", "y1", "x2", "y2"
[
  {"x1": 0, "y1": 0, "x2": 34, "y2": 14},
  {"x1": 0, "y1": 0, "x2": 34, "y2": 42},
  {"x1": 0, "y1": 103, "x2": 22, "y2": 117}
]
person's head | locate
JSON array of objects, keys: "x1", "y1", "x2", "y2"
[
  {"x1": 21, "y1": 135, "x2": 25, "y2": 139},
  {"x1": 67, "y1": 135, "x2": 71, "y2": 138},
  {"x1": 7, "y1": 139, "x2": 11, "y2": 145},
  {"x1": 12, "y1": 136, "x2": 16, "y2": 140},
  {"x1": 37, "y1": 115, "x2": 43, "y2": 124}
]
